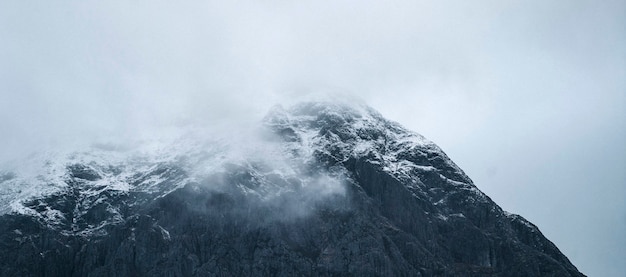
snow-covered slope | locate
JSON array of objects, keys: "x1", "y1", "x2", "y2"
[{"x1": 265, "y1": 102, "x2": 490, "y2": 214}]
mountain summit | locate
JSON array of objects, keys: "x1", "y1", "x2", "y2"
[{"x1": 0, "y1": 102, "x2": 584, "y2": 276}]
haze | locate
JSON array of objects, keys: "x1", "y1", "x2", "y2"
[{"x1": 1, "y1": 1, "x2": 624, "y2": 276}]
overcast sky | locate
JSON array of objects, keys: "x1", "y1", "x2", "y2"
[{"x1": 1, "y1": 1, "x2": 624, "y2": 275}]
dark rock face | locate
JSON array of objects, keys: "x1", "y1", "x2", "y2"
[{"x1": 0, "y1": 102, "x2": 585, "y2": 276}]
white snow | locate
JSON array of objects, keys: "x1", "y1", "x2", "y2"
[{"x1": 1, "y1": 102, "x2": 491, "y2": 234}]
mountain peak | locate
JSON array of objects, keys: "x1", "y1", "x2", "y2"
[{"x1": 264, "y1": 101, "x2": 382, "y2": 130}]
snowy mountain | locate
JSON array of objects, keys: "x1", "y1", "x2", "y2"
[{"x1": 0, "y1": 101, "x2": 584, "y2": 276}]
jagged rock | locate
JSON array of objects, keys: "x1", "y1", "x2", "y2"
[{"x1": 0, "y1": 101, "x2": 585, "y2": 276}]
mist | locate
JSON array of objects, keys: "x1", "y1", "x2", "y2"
[
  {"x1": 0, "y1": 0, "x2": 520, "y2": 159},
  {"x1": 1, "y1": 1, "x2": 624, "y2": 276}
]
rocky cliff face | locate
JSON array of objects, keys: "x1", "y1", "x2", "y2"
[{"x1": 0, "y1": 102, "x2": 584, "y2": 276}]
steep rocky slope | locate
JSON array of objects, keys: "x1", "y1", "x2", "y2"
[{"x1": 0, "y1": 102, "x2": 584, "y2": 276}]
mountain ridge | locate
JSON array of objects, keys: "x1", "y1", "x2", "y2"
[{"x1": 0, "y1": 101, "x2": 585, "y2": 276}]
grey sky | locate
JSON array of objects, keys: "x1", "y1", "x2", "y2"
[{"x1": 1, "y1": 1, "x2": 624, "y2": 275}]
